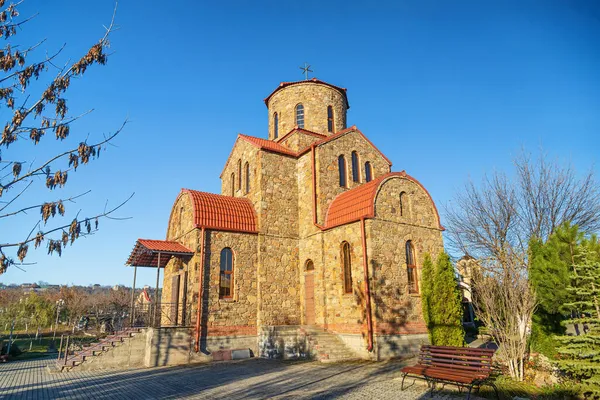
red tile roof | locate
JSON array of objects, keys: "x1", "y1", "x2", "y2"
[
  {"x1": 238, "y1": 134, "x2": 298, "y2": 157},
  {"x1": 264, "y1": 78, "x2": 350, "y2": 109},
  {"x1": 277, "y1": 127, "x2": 327, "y2": 144},
  {"x1": 182, "y1": 189, "x2": 258, "y2": 233},
  {"x1": 126, "y1": 239, "x2": 193, "y2": 268},
  {"x1": 324, "y1": 172, "x2": 444, "y2": 230}
]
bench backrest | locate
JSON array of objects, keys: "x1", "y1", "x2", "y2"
[{"x1": 418, "y1": 345, "x2": 495, "y2": 375}]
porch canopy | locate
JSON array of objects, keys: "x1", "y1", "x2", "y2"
[
  {"x1": 126, "y1": 239, "x2": 194, "y2": 268},
  {"x1": 125, "y1": 239, "x2": 194, "y2": 327}
]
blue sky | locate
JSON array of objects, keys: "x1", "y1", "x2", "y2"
[{"x1": 2, "y1": 0, "x2": 599, "y2": 287}]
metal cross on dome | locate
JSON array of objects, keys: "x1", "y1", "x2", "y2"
[{"x1": 299, "y1": 62, "x2": 313, "y2": 80}]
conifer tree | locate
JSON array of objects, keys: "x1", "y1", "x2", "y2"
[
  {"x1": 421, "y1": 254, "x2": 434, "y2": 336},
  {"x1": 529, "y1": 222, "x2": 581, "y2": 355},
  {"x1": 555, "y1": 236, "x2": 600, "y2": 397},
  {"x1": 421, "y1": 252, "x2": 465, "y2": 346}
]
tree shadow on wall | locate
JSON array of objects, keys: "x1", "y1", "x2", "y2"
[
  {"x1": 351, "y1": 259, "x2": 420, "y2": 356},
  {"x1": 196, "y1": 233, "x2": 238, "y2": 357}
]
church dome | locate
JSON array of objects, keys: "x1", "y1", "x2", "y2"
[{"x1": 264, "y1": 78, "x2": 349, "y2": 141}]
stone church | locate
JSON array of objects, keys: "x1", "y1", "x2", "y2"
[{"x1": 137, "y1": 78, "x2": 444, "y2": 361}]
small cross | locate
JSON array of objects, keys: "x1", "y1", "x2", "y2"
[{"x1": 299, "y1": 62, "x2": 313, "y2": 80}]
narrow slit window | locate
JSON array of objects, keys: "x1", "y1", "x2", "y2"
[
  {"x1": 365, "y1": 162, "x2": 372, "y2": 182},
  {"x1": 399, "y1": 192, "x2": 406, "y2": 216},
  {"x1": 327, "y1": 106, "x2": 334, "y2": 133},
  {"x1": 341, "y1": 242, "x2": 352, "y2": 294},
  {"x1": 296, "y1": 104, "x2": 304, "y2": 128},
  {"x1": 219, "y1": 248, "x2": 234, "y2": 298},
  {"x1": 245, "y1": 162, "x2": 250, "y2": 194},
  {"x1": 351, "y1": 151, "x2": 360, "y2": 183},
  {"x1": 305, "y1": 259, "x2": 314, "y2": 271},
  {"x1": 230, "y1": 173, "x2": 235, "y2": 196},
  {"x1": 237, "y1": 160, "x2": 242, "y2": 190},
  {"x1": 274, "y1": 112, "x2": 279, "y2": 139},
  {"x1": 406, "y1": 240, "x2": 418, "y2": 294},
  {"x1": 338, "y1": 155, "x2": 347, "y2": 187}
]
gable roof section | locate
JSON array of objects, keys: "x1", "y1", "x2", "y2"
[
  {"x1": 179, "y1": 189, "x2": 258, "y2": 233},
  {"x1": 264, "y1": 78, "x2": 350, "y2": 109},
  {"x1": 324, "y1": 172, "x2": 444, "y2": 230},
  {"x1": 238, "y1": 134, "x2": 298, "y2": 156},
  {"x1": 221, "y1": 126, "x2": 391, "y2": 177},
  {"x1": 277, "y1": 127, "x2": 327, "y2": 144},
  {"x1": 220, "y1": 134, "x2": 297, "y2": 178},
  {"x1": 297, "y1": 126, "x2": 392, "y2": 166}
]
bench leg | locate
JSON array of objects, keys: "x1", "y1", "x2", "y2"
[
  {"x1": 466, "y1": 383, "x2": 476, "y2": 400},
  {"x1": 429, "y1": 379, "x2": 437, "y2": 398},
  {"x1": 401, "y1": 373, "x2": 408, "y2": 391}
]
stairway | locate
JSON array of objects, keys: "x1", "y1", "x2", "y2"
[
  {"x1": 55, "y1": 327, "x2": 141, "y2": 371},
  {"x1": 299, "y1": 326, "x2": 359, "y2": 363}
]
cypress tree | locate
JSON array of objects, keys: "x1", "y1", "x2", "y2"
[
  {"x1": 555, "y1": 235, "x2": 600, "y2": 397},
  {"x1": 421, "y1": 252, "x2": 465, "y2": 346},
  {"x1": 421, "y1": 254, "x2": 434, "y2": 339}
]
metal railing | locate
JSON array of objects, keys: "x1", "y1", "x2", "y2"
[{"x1": 129, "y1": 302, "x2": 194, "y2": 328}]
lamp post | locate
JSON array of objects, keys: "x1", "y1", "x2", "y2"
[{"x1": 53, "y1": 299, "x2": 64, "y2": 342}]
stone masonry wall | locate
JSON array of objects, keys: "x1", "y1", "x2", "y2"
[
  {"x1": 258, "y1": 151, "x2": 298, "y2": 237},
  {"x1": 162, "y1": 192, "x2": 200, "y2": 325},
  {"x1": 368, "y1": 177, "x2": 444, "y2": 336},
  {"x1": 316, "y1": 130, "x2": 391, "y2": 224},
  {"x1": 257, "y1": 235, "x2": 300, "y2": 326},
  {"x1": 279, "y1": 130, "x2": 323, "y2": 152},
  {"x1": 203, "y1": 230, "x2": 258, "y2": 334},
  {"x1": 267, "y1": 82, "x2": 347, "y2": 140},
  {"x1": 220, "y1": 139, "x2": 261, "y2": 210},
  {"x1": 320, "y1": 223, "x2": 369, "y2": 339}
]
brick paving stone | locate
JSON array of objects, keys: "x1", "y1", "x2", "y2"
[{"x1": 0, "y1": 357, "x2": 481, "y2": 400}]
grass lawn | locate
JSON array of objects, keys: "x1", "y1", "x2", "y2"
[
  {"x1": 3, "y1": 334, "x2": 98, "y2": 361},
  {"x1": 475, "y1": 375, "x2": 580, "y2": 400}
]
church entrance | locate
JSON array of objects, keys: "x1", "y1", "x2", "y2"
[{"x1": 304, "y1": 260, "x2": 316, "y2": 325}]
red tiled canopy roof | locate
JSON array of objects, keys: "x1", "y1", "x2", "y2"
[
  {"x1": 263, "y1": 78, "x2": 350, "y2": 109},
  {"x1": 324, "y1": 172, "x2": 444, "y2": 230},
  {"x1": 182, "y1": 189, "x2": 258, "y2": 233},
  {"x1": 126, "y1": 239, "x2": 193, "y2": 268}
]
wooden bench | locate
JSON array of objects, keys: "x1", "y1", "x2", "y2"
[{"x1": 400, "y1": 345, "x2": 498, "y2": 399}]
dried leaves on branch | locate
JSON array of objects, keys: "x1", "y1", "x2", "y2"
[{"x1": 0, "y1": 1, "x2": 130, "y2": 274}]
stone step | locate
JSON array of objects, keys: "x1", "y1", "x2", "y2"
[{"x1": 300, "y1": 326, "x2": 357, "y2": 363}]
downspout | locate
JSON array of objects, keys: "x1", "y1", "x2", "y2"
[
  {"x1": 360, "y1": 217, "x2": 374, "y2": 352},
  {"x1": 311, "y1": 144, "x2": 326, "y2": 230},
  {"x1": 194, "y1": 227, "x2": 206, "y2": 353}
]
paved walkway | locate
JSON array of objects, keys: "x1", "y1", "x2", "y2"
[{"x1": 0, "y1": 356, "x2": 470, "y2": 399}]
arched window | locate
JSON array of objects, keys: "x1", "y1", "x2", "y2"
[
  {"x1": 219, "y1": 248, "x2": 234, "y2": 298},
  {"x1": 406, "y1": 240, "x2": 418, "y2": 294},
  {"x1": 305, "y1": 259, "x2": 314, "y2": 271},
  {"x1": 273, "y1": 112, "x2": 279, "y2": 139},
  {"x1": 399, "y1": 192, "x2": 406, "y2": 216},
  {"x1": 338, "y1": 155, "x2": 347, "y2": 187},
  {"x1": 237, "y1": 159, "x2": 242, "y2": 190},
  {"x1": 365, "y1": 162, "x2": 372, "y2": 182},
  {"x1": 341, "y1": 242, "x2": 352, "y2": 293},
  {"x1": 245, "y1": 162, "x2": 250, "y2": 194},
  {"x1": 351, "y1": 151, "x2": 360, "y2": 183},
  {"x1": 295, "y1": 104, "x2": 304, "y2": 128},
  {"x1": 230, "y1": 173, "x2": 235, "y2": 196},
  {"x1": 327, "y1": 106, "x2": 334, "y2": 132}
]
